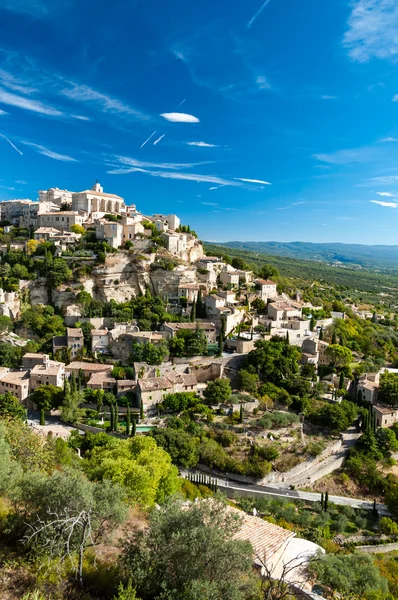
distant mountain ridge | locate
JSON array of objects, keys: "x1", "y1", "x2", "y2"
[{"x1": 214, "y1": 241, "x2": 398, "y2": 270}]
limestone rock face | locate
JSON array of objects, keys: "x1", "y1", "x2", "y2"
[{"x1": 26, "y1": 250, "x2": 203, "y2": 312}]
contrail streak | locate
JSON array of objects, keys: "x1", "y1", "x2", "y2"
[
  {"x1": 153, "y1": 134, "x2": 165, "y2": 145},
  {"x1": 0, "y1": 134, "x2": 23, "y2": 155},
  {"x1": 176, "y1": 98, "x2": 186, "y2": 108},
  {"x1": 140, "y1": 130, "x2": 157, "y2": 149},
  {"x1": 247, "y1": 0, "x2": 272, "y2": 28}
]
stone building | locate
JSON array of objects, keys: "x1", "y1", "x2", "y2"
[
  {"x1": 37, "y1": 211, "x2": 85, "y2": 232},
  {"x1": 72, "y1": 181, "x2": 125, "y2": 214}
]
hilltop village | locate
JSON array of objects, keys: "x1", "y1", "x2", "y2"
[{"x1": 2, "y1": 182, "x2": 398, "y2": 599}]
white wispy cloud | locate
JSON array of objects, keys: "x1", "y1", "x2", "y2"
[
  {"x1": 256, "y1": 75, "x2": 271, "y2": 90},
  {"x1": 370, "y1": 200, "x2": 398, "y2": 207},
  {"x1": 107, "y1": 166, "x2": 255, "y2": 188},
  {"x1": 313, "y1": 146, "x2": 375, "y2": 164},
  {"x1": 186, "y1": 141, "x2": 218, "y2": 147},
  {"x1": 160, "y1": 112, "x2": 199, "y2": 123},
  {"x1": 15, "y1": 180, "x2": 27, "y2": 184},
  {"x1": 22, "y1": 141, "x2": 77, "y2": 162},
  {"x1": 369, "y1": 175, "x2": 398, "y2": 184},
  {"x1": 72, "y1": 114, "x2": 90, "y2": 121},
  {"x1": 0, "y1": 87, "x2": 63, "y2": 116},
  {"x1": 235, "y1": 177, "x2": 271, "y2": 184},
  {"x1": 201, "y1": 202, "x2": 218, "y2": 206},
  {"x1": 0, "y1": 69, "x2": 37, "y2": 94},
  {"x1": 0, "y1": 110, "x2": 7, "y2": 115},
  {"x1": 0, "y1": 0, "x2": 70, "y2": 17},
  {"x1": 110, "y1": 155, "x2": 206, "y2": 170},
  {"x1": 343, "y1": 0, "x2": 398, "y2": 62},
  {"x1": 61, "y1": 83, "x2": 149, "y2": 120},
  {"x1": 376, "y1": 191, "x2": 395, "y2": 196},
  {"x1": 0, "y1": 134, "x2": 23, "y2": 155},
  {"x1": 393, "y1": 94, "x2": 398, "y2": 102},
  {"x1": 247, "y1": 0, "x2": 272, "y2": 28},
  {"x1": 209, "y1": 185, "x2": 226, "y2": 190},
  {"x1": 153, "y1": 134, "x2": 165, "y2": 145},
  {"x1": 321, "y1": 95, "x2": 338, "y2": 99},
  {"x1": 140, "y1": 131, "x2": 157, "y2": 149},
  {"x1": 380, "y1": 137, "x2": 398, "y2": 142}
]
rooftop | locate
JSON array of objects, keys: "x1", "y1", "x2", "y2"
[
  {"x1": 230, "y1": 506, "x2": 295, "y2": 558},
  {"x1": 138, "y1": 377, "x2": 173, "y2": 392},
  {"x1": 66, "y1": 361, "x2": 113, "y2": 372},
  {"x1": 91, "y1": 329, "x2": 109, "y2": 336},
  {"x1": 35, "y1": 227, "x2": 62, "y2": 234},
  {"x1": 78, "y1": 190, "x2": 123, "y2": 199},
  {"x1": 87, "y1": 372, "x2": 116, "y2": 386},
  {"x1": 31, "y1": 360, "x2": 64, "y2": 376},
  {"x1": 374, "y1": 405, "x2": 398, "y2": 415},
  {"x1": 67, "y1": 327, "x2": 83, "y2": 338},
  {"x1": 0, "y1": 370, "x2": 30, "y2": 384},
  {"x1": 164, "y1": 321, "x2": 216, "y2": 331},
  {"x1": 255, "y1": 279, "x2": 277, "y2": 286}
]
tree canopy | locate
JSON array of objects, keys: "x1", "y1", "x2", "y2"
[{"x1": 122, "y1": 497, "x2": 253, "y2": 600}]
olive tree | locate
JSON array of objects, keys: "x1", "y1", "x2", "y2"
[
  {"x1": 16, "y1": 470, "x2": 127, "y2": 586},
  {"x1": 122, "y1": 496, "x2": 253, "y2": 600}
]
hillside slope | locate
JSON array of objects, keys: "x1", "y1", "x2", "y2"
[{"x1": 214, "y1": 241, "x2": 398, "y2": 270}]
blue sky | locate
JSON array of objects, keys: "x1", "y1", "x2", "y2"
[{"x1": 1, "y1": 0, "x2": 398, "y2": 244}]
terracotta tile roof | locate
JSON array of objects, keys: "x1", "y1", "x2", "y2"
[
  {"x1": 255, "y1": 279, "x2": 277, "y2": 286},
  {"x1": 91, "y1": 329, "x2": 109, "y2": 336},
  {"x1": 88, "y1": 372, "x2": 116, "y2": 385},
  {"x1": 0, "y1": 370, "x2": 30, "y2": 384},
  {"x1": 66, "y1": 361, "x2": 112, "y2": 373},
  {"x1": 67, "y1": 327, "x2": 83, "y2": 338},
  {"x1": 229, "y1": 507, "x2": 295, "y2": 559},
  {"x1": 374, "y1": 405, "x2": 398, "y2": 415},
  {"x1": 138, "y1": 377, "x2": 173, "y2": 392}
]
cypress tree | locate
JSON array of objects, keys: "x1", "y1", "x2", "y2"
[
  {"x1": 197, "y1": 289, "x2": 203, "y2": 318},
  {"x1": 140, "y1": 399, "x2": 144, "y2": 420},
  {"x1": 190, "y1": 301, "x2": 196, "y2": 322},
  {"x1": 373, "y1": 498, "x2": 378, "y2": 516},
  {"x1": 285, "y1": 331, "x2": 290, "y2": 344},
  {"x1": 339, "y1": 371, "x2": 345, "y2": 390},
  {"x1": 239, "y1": 403, "x2": 243, "y2": 424},
  {"x1": 320, "y1": 492, "x2": 324, "y2": 510},
  {"x1": 40, "y1": 408, "x2": 45, "y2": 426},
  {"x1": 324, "y1": 491, "x2": 329, "y2": 511},
  {"x1": 125, "y1": 405, "x2": 131, "y2": 435},
  {"x1": 218, "y1": 317, "x2": 226, "y2": 356},
  {"x1": 131, "y1": 416, "x2": 137, "y2": 437},
  {"x1": 71, "y1": 372, "x2": 76, "y2": 393},
  {"x1": 310, "y1": 316, "x2": 316, "y2": 332},
  {"x1": 110, "y1": 404, "x2": 114, "y2": 431},
  {"x1": 332, "y1": 331, "x2": 337, "y2": 345},
  {"x1": 339, "y1": 334, "x2": 345, "y2": 347},
  {"x1": 319, "y1": 327, "x2": 323, "y2": 341},
  {"x1": 114, "y1": 403, "x2": 119, "y2": 431}
]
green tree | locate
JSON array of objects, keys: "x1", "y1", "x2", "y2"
[
  {"x1": 122, "y1": 497, "x2": 253, "y2": 600},
  {"x1": 126, "y1": 405, "x2": 131, "y2": 435},
  {"x1": 190, "y1": 300, "x2": 196, "y2": 322},
  {"x1": 376, "y1": 427, "x2": 398, "y2": 455},
  {"x1": 31, "y1": 384, "x2": 64, "y2": 412},
  {"x1": 151, "y1": 427, "x2": 199, "y2": 467},
  {"x1": 83, "y1": 436, "x2": 180, "y2": 506},
  {"x1": 325, "y1": 344, "x2": 353, "y2": 370},
  {"x1": 378, "y1": 372, "x2": 398, "y2": 407},
  {"x1": 61, "y1": 379, "x2": 84, "y2": 424},
  {"x1": 203, "y1": 378, "x2": 232, "y2": 405},
  {"x1": 131, "y1": 416, "x2": 137, "y2": 437},
  {"x1": 308, "y1": 552, "x2": 388, "y2": 598},
  {"x1": 16, "y1": 470, "x2": 127, "y2": 586},
  {"x1": 47, "y1": 258, "x2": 73, "y2": 288},
  {"x1": 248, "y1": 337, "x2": 301, "y2": 386},
  {"x1": 0, "y1": 391, "x2": 26, "y2": 420},
  {"x1": 238, "y1": 369, "x2": 260, "y2": 394}
]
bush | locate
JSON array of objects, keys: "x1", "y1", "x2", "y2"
[{"x1": 379, "y1": 517, "x2": 398, "y2": 535}]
